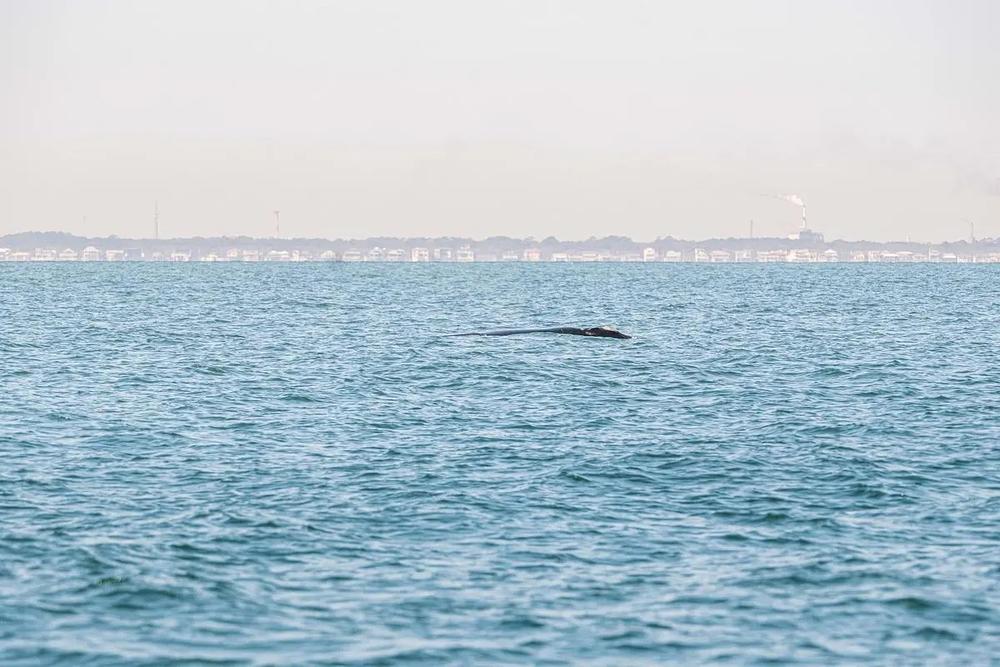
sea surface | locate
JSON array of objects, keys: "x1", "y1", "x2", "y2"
[{"x1": 1, "y1": 263, "x2": 998, "y2": 665}]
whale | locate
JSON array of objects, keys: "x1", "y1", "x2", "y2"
[{"x1": 449, "y1": 326, "x2": 631, "y2": 339}]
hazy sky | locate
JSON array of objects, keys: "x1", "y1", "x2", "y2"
[{"x1": 2, "y1": 0, "x2": 998, "y2": 241}]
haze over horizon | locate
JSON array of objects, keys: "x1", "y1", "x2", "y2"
[{"x1": 3, "y1": 0, "x2": 998, "y2": 242}]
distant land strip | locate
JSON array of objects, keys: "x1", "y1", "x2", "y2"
[{"x1": 1, "y1": 231, "x2": 998, "y2": 263}]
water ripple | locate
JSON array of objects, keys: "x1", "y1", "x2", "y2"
[{"x1": 1, "y1": 263, "x2": 998, "y2": 665}]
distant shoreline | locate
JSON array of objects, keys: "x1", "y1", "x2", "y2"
[{"x1": 2, "y1": 231, "x2": 998, "y2": 263}]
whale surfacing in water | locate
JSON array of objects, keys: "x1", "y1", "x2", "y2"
[{"x1": 450, "y1": 326, "x2": 631, "y2": 339}]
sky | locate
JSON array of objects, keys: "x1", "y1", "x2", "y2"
[{"x1": 2, "y1": 0, "x2": 998, "y2": 241}]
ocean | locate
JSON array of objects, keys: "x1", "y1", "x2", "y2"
[{"x1": 1, "y1": 263, "x2": 998, "y2": 665}]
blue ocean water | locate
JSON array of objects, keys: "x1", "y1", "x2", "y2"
[{"x1": 1, "y1": 263, "x2": 998, "y2": 665}]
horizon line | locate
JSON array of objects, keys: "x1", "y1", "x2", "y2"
[{"x1": 1, "y1": 230, "x2": 994, "y2": 246}]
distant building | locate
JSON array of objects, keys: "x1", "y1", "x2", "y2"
[
  {"x1": 663, "y1": 250, "x2": 682, "y2": 262},
  {"x1": 81, "y1": 246, "x2": 101, "y2": 261},
  {"x1": 433, "y1": 247, "x2": 453, "y2": 261},
  {"x1": 342, "y1": 250, "x2": 362, "y2": 262},
  {"x1": 786, "y1": 249, "x2": 814, "y2": 262},
  {"x1": 523, "y1": 248, "x2": 542, "y2": 261},
  {"x1": 58, "y1": 248, "x2": 78, "y2": 261},
  {"x1": 709, "y1": 250, "x2": 731, "y2": 263},
  {"x1": 642, "y1": 247, "x2": 657, "y2": 262},
  {"x1": 410, "y1": 247, "x2": 430, "y2": 262},
  {"x1": 501, "y1": 251, "x2": 520, "y2": 261},
  {"x1": 386, "y1": 248, "x2": 406, "y2": 262},
  {"x1": 456, "y1": 246, "x2": 475, "y2": 262},
  {"x1": 170, "y1": 251, "x2": 191, "y2": 262},
  {"x1": 105, "y1": 249, "x2": 125, "y2": 261},
  {"x1": 756, "y1": 250, "x2": 785, "y2": 263},
  {"x1": 320, "y1": 250, "x2": 337, "y2": 261},
  {"x1": 792, "y1": 229, "x2": 825, "y2": 243}
]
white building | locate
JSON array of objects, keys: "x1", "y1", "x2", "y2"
[
  {"x1": 709, "y1": 250, "x2": 731, "y2": 263},
  {"x1": 456, "y1": 246, "x2": 475, "y2": 262},
  {"x1": 58, "y1": 248, "x2": 78, "y2": 261},
  {"x1": 786, "y1": 249, "x2": 814, "y2": 262},
  {"x1": 410, "y1": 247, "x2": 430, "y2": 262},
  {"x1": 756, "y1": 250, "x2": 785, "y2": 263},
  {"x1": 642, "y1": 247, "x2": 657, "y2": 262},
  {"x1": 81, "y1": 246, "x2": 102, "y2": 261}
]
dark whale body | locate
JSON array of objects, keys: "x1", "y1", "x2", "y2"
[{"x1": 450, "y1": 326, "x2": 631, "y2": 339}]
